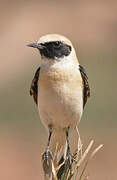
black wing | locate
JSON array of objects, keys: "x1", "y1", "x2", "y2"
[
  {"x1": 79, "y1": 65, "x2": 90, "y2": 108},
  {"x1": 30, "y1": 67, "x2": 40, "y2": 105}
]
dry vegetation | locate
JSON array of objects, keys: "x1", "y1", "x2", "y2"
[{"x1": 42, "y1": 128, "x2": 103, "y2": 180}]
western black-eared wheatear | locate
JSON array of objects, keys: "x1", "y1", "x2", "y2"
[{"x1": 27, "y1": 34, "x2": 90, "y2": 175}]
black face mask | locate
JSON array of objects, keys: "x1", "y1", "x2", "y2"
[{"x1": 39, "y1": 41, "x2": 72, "y2": 59}]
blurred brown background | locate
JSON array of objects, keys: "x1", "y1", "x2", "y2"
[{"x1": 0, "y1": 0, "x2": 117, "y2": 179}]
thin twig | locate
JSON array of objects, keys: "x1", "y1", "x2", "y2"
[
  {"x1": 77, "y1": 140, "x2": 94, "y2": 167},
  {"x1": 41, "y1": 129, "x2": 103, "y2": 180}
]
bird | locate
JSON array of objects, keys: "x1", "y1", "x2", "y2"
[{"x1": 27, "y1": 34, "x2": 90, "y2": 177}]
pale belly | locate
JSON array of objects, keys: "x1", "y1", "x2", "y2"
[{"x1": 38, "y1": 81, "x2": 83, "y2": 130}]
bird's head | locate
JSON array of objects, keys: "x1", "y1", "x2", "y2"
[{"x1": 27, "y1": 34, "x2": 78, "y2": 63}]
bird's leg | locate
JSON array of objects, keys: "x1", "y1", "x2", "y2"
[
  {"x1": 65, "y1": 127, "x2": 73, "y2": 173},
  {"x1": 47, "y1": 126, "x2": 52, "y2": 147},
  {"x1": 42, "y1": 127, "x2": 53, "y2": 167}
]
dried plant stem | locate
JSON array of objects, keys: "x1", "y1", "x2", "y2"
[{"x1": 41, "y1": 128, "x2": 103, "y2": 180}]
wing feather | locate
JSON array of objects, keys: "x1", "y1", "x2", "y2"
[
  {"x1": 79, "y1": 65, "x2": 90, "y2": 108},
  {"x1": 30, "y1": 67, "x2": 40, "y2": 105}
]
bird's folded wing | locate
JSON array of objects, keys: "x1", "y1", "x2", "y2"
[
  {"x1": 30, "y1": 67, "x2": 40, "y2": 105},
  {"x1": 79, "y1": 65, "x2": 90, "y2": 108}
]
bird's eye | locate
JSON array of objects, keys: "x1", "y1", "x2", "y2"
[{"x1": 53, "y1": 41, "x2": 61, "y2": 48}]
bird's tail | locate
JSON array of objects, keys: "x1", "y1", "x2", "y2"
[{"x1": 50, "y1": 129, "x2": 66, "y2": 166}]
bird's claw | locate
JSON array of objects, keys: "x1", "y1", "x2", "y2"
[
  {"x1": 65, "y1": 152, "x2": 74, "y2": 173},
  {"x1": 42, "y1": 147, "x2": 53, "y2": 169}
]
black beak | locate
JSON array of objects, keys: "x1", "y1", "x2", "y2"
[{"x1": 27, "y1": 43, "x2": 45, "y2": 49}]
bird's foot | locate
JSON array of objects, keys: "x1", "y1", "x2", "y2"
[
  {"x1": 65, "y1": 151, "x2": 74, "y2": 174},
  {"x1": 42, "y1": 147, "x2": 53, "y2": 171}
]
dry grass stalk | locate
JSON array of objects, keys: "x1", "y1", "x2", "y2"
[{"x1": 41, "y1": 128, "x2": 103, "y2": 180}]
